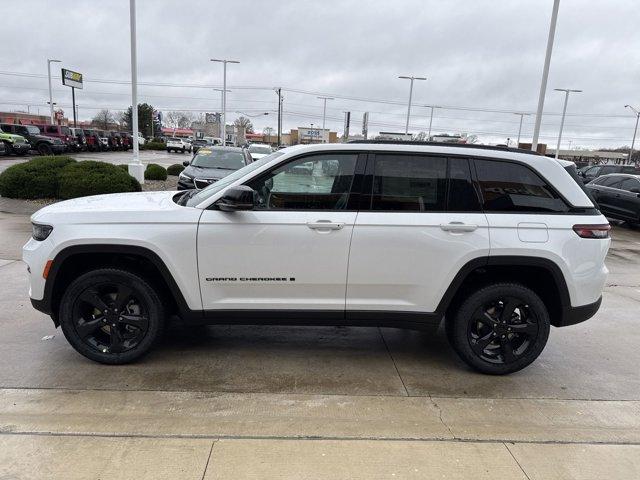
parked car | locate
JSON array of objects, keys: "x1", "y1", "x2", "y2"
[
  {"x1": 0, "y1": 123, "x2": 65, "y2": 155},
  {"x1": 120, "y1": 132, "x2": 132, "y2": 150},
  {"x1": 25, "y1": 142, "x2": 610, "y2": 373},
  {"x1": 166, "y1": 137, "x2": 191, "y2": 153},
  {"x1": 585, "y1": 173, "x2": 640, "y2": 223},
  {"x1": 177, "y1": 146, "x2": 253, "y2": 190},
  {"x1": 0, "y1": 131, "x2": 31, "y2": 156},
  {"x1": 203, "y1": 136, "x2": 223, "y2": 146},
  {"x1": 108, "y1": 131, "x2": 123, "y2": 151},
  {"x1": 82, "y1": 129, "x2": 102, "y2": 152},
  {"x1": 191, "y1": 139, "x2": 212, "y2": 154},
  {"x1": 34, "y1": 124, "x2": 79, "y2": 152},
  {"x1": 247, "y1": 143, "x2": 273, "y2": 161},
  {"x1": 580, "y1": 164, "x2": 639, "y2": 183},
  {"x1": 69, "y1": 128, "x2": 87, "y2": 152},
  {"x1": 97, "y1": 131, "x2": 111, "y2": 150}
]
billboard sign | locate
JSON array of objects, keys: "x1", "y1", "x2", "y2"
[{"x1": 61, "y1": 68, "x2": 83, "y2": 89}]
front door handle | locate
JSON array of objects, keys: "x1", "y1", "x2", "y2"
[
  {"x1": 307, "y1": 220, "x2": 345, "y2": 231},
  {"x1": 440, "y1": 222, "x2": 478, "y2": 232}
]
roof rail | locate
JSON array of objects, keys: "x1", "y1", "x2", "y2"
[{"x1": 346, "y1": 140, "x2": 541, "y2": 156}]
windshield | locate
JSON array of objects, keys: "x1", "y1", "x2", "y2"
[
  {"x1": 186, "y1": 151, "x2": 284, "y2": 207},
  {"x1": 191, "y1": 150, "x2": 247, "y2": 170},
  {"x1": 26, "y1": 125, "x2": 40, "y2": 135},
  {"x1": 249, "y1": 145, "x2": 272, "y2": 154}
]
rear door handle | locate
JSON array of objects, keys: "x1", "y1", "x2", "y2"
[
  {"x1": 440, "y1": 222, "x2": 478, "y2": 232},
  {"x1": 307, "y1": 220, "x2": 345, "y2": 231}
]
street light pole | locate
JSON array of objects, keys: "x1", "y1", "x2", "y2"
[
  {"x1": 426, "y1": 105, "x2": 439, "y2": 140},
  {"x1": 554, "y1": 88, "x2": 581, "y2": 159},
  {"x1": 625, "y1": 105, "x2": 640, "y2": 165},
  {"x1": 514, "y1": 113, "x2": 530, "y2": 146},
  {"x1": 46, "y1": 59, "x2": 61, "y2": 124},
  {"x1": 532, "y1": 0, "x2": 561, "y2": 152},
  {"x1": 317, "y1": 96, "x2": 334, "y2": 142},
  {"x1": 211, "y1": 59, "x2": 240, "y2": 145},
  {"x1": 213, "y1": 88, "x2": 231, "y2": 139},
  {"x1": 128, "y1": 0, "x2": 143, "y2": 183},
  {"x1": 399, "y1": 76, "x2": 427, "y2": 135}
]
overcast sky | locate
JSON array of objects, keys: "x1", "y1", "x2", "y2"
[{"x1": 1, "y1": 0, "x2": 639, "y2": 148}]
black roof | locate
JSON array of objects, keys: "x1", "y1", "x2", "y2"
[{"x1": 346, "y1": 140, "x2": 541, "y2": 156}]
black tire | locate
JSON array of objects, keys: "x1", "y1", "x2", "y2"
[
  {"x1": 59, "y1": 268, "x2": 165, "y2": 364},
  {"x1": 448, "y1": 283, "x2": 550, "y2": 375},
  {"x1": 181, "y1": 148, "x2": 185, "y2": 154},
  {"x1": 37, "y1": 143, "x2": 52, "y2": 156}
]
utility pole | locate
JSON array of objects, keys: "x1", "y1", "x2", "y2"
[
  {"x1": 47, "y1": 59, "x2": 61, "y2": 124},
  {"x1": 398, "y1": 75, "x2": 427, "y2": 135},
  {"x1": 532, "y1": 0, "x2": 561, "y2": 152},
  {"x1": 625, "y1": 105, "x2": 640, "y2": 165},
  {"x1": 553, "y1": 88, "x2": 581, "y2": 159},
  {"x1": 276, "y1": 87, "x2": 283, "y2": 146},
  {"x1": 213, "y1": 88, "x2": 230, "y2": 138},
  {"x1": 211, "y1": 59, "x2": 240, "y2": 145}
]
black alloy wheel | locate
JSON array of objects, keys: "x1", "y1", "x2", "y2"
[
  {"x1": 59, "y1": 269, "x2": 165, "y2": 364},
  {"x1": 448, "y1": 283, "x2": 550, "y2": 375}
]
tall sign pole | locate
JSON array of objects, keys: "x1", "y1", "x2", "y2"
[{"x1": 61, "y1": 68, "x2": 82, "y2": 128}]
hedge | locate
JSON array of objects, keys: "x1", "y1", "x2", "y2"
[
  {"x1": 167, "y1": 164, "x2": 185, "y2": 176},
  {"x1": 144, "y1": 163, "x2": 168, "y2": 181},
  {"x1": 0, "y1": 156, "x2": 76, "y2": 199},
  {"x1": 58, "y1": 161, "x2": 141, "y2": 199},
  {"x1": 141, "y1": 140, "x2": 166, "y2": 151}
]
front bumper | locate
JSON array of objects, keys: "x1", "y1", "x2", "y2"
[
  {"x1": 11, "y1": 142, "x2": 31, "y2": 154},
  {"x1": 51, "y1": 144, "x2": 66, "y2": 153}
]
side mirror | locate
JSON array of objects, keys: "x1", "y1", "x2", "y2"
[
  {"x1": 182, "y1": 160, "x2": 190, "y2": 167},
  {"x1": 216, "y1": 185, "x2": 255, "y2": 212}
]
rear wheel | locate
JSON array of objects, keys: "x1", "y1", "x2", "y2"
[
  {"x1": 448, "y1": 283, "x2": 550, "y2": 375},
  {"x1": 37, "y1": 143, "x2": 52, "y2": 156},
  {"x1": 59, "y1": 268, "x2": 165, "y2": 364}
]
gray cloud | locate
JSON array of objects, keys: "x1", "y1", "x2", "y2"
[{"x1": 1, "y1": 0, "x2": 639, "y2": 147}]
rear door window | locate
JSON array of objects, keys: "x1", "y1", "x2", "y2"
[
  {"x1": 599, "y1": 175, "x2": 624, "y2": 187},
  {"x1": 371, "y1": 154, "x2": 447, "y2": 211},
  {"x1": 475, "y1": 159, "x2": 569, "y2": 212},
  {"x1": 618, "y1": 177, "x2": 640, "y2": 192}
]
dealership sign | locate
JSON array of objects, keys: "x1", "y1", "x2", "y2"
[
  {"x1": 61, "y1": 69, "x2": 83, "y2": 89},
  {"x1": 299, "y1": 127, "x2": 328, "y2": 142}
]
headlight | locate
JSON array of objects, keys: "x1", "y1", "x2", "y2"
[
  {"x1": 179, "y1": 172, "x2": 193, "y2": 182},
  {"x1": 32, "y1": 223, "x2": 53, "y2": 241}
]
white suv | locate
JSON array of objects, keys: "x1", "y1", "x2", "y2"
[
  {"x1": 23, "y1": 142, "x2": 610, "y2": 374},
  {"x1": 166, "y1": 137, "x2": 191, "y2": 153}
]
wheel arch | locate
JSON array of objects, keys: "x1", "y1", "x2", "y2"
[
  {"x1": 41, "y1": 244, "x2": 196, "y2": 325},
  {"x1": 438, "y1": 256, "x2": 571, "y2": 328}
]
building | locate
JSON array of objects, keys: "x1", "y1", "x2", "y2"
[
  {"x1": 161, "y1": 127, "x2": 194, "y2": 138},
  {"x1": 546, "y1": 149, "x2": 628, "y2": 166},
  {"x1": 0, "y1": 111, "x2": 67, "y2": 126}
]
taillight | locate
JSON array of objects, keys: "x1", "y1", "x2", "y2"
[{"x1": 573, "y1": 224, "x2": 611, "y2": 239}]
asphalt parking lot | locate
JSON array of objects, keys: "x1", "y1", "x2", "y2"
[{"x1": 1, "y1": 186, "x2": 639, "y2": 478}]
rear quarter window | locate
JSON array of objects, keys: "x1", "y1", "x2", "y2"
[{"x1": 475, "y1": 159, "x2": 569, "y2": 213}]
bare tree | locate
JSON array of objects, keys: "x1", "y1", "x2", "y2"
[
  {"x1": 233, "y1": 116, "x2": 254, "y2": 133},
  {"x1": 165, "y1": 111, "x2": 196, "y2": 130},
  {"x1": 92, "y1": 109, "x2": 115, "y2": 130}
]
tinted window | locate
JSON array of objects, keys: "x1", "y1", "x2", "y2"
[
  {"x1": 371, "y1": 154, "x2": 447, "y2": 211},
  {"x1": 448, "y1": 157, "x2": 481, "y2": 211},
  {"x1": 600, "y1": 166, "x2": 617, "y2": 175},
  {"x1": 598, "y1": 175, "x2": 623, "y2": 187},
  {"x1": 247, "y1": 153, "x2": 358, "y2": 210},
  {"x1": 46, "y1": 126, "x2": 58, "y2": 134},
  {"x1": 622, "y1": 166, "x2": 638, "y2": 174},
  {"x1": 476, "y1": 159, "x2": 568, "y2": 212},
  {"x1": 584, "y1": 166, "x2": 601, "y2": 176},
  {"x1": 192, "y1": 150, "x2": 247, "y2": 169},
  {"x1": 619, "y1": 178, "x2": 640, "y2": 192}
]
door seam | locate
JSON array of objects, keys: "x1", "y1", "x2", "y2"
[{"x1": 343, "y1": 211, "x2": 359, "y2": 318}]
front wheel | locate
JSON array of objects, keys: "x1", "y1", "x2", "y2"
[
  {"x1": 59, "y1": 268, "x2": 165, "y2": 364},
  {"x1": 448, "y1": 283, "x2": 550, "y2": 375},
  {"x1": 37, "y1": 143, "x2": 53, "y2": 156}
]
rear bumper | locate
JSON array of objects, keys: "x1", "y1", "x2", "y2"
[{"x1": 558, "y1": 296, "x2": 602, "y2": 327}]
